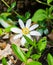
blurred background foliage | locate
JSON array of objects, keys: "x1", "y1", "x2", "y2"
[{"x1": 0, "y1": 0, "x2": 50, "y2": 15}]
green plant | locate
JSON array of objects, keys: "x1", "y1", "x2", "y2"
[
  {"x1": 2, "y1": 57, "x2": 8, "y2": 65},
  {"x1": 35, "y1": 0, "x2": 53, "y2": 6},
  {"x1": 7, "y1": 1, "x2": 16, "y2": 12},
  {"x1": 32, "y1": 6, "x2": 53, "y2": 22},
  {"x1": 37, "y1": 37, "x2": 47, "y2": 52},
  {"x1": 12, "y1": 44, "x2": 27, "y2": 63},
  {"x1": 26, "y1": 61, "x2": 42, "y2": 65},
  {"x1": 12, "y1": 44, "x2": 42, "y2": 65},
  {"x1": 47, "y1": 53, "x2": 53, "y2": 65},
  {"x1": 0, "y1": 28, "x2": 3, "y2": 35},
  {"x1": 17, "y1": 12, "x2": 31, "y2": 22},
  {"x1": 0, "y1": 0, "x2": 53, "y2": 65},
  {"x1": 0, "y1": 12, "x2": 16, "y2": 28},
  {"x1": 32, "y1": 6, "x2": 53, "y2": 35},
  {"x1": 24, "y1": 35, "x2": 47, "y2": 53},
  {"x1": 47, "y1": 0, "x2": 53, "y2": 4}
]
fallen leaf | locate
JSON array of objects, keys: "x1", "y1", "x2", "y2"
[{"x1": 48, "y1": 32, "x2": 53, "y2": 41}]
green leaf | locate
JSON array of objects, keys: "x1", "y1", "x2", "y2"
[
  {"x1": 23, "y1": 35, "x2": 33, "y2": 46},
  {"x1": 17, "y1": 15, "x2": 25, "y2": 21},
  {"x1": 32, "y1": 9, "x2": 47, "y2": 22},
  {"x1": 20, "y1": 16, "x2": 26, "y2": 22},
  {"x1": 2, "y1": 57, "x2": 8, "y2": 65},
  {"x1": 44, "y1": 28, "x2": 49, "y2": 35},
  {"x1": 31, "y1": 54, "x2": 41, "y2": 60},
  {"x1": 33, "y1": 39, "x2": 37, "y2": 48},
  {"x1": 4, "y1": 26, "x2": 13, "y2": 32},
  {"x1": 0, "y1": 13, "x2": 11, "y2": 19},
  {"x1": 25, "y1": 42, "x2": 29, "y2": 48},
  {"x1": 26, "y1": 61, "x2": 42, "y2": 65},
  {"x1": 17, "y1": 12, "x2": 31, "y2": 22},
  {"x1": 47, "y1": 0, "x2": 53, "y2": 4},
  {"x1": 47, "y1": 53, "x2": 53, "y2": 65},
  {"x1": 25, "y1": 12, "x2": 31, "y2": 19},
  {"x1": 17, "y1": 12, "x2": 30, "y2": 22},
  {"x1": 0, "y1": 29, "x2": 3, "y2": 35},
  {"x1": 11, "y1": 1, "x2": 16, "y2": 9},
  {"x1": 12, "y1": 44, "x2": 27, "y2": 63},
  {"x1": 49, "y1": 14, "x2": 53, "y2": 19},
  {"x1": 38, "y1": 20, "x2": 46, "y2": 28},
  {"x1": 26, "y1": 46, "x2": 33, "y2": 58},
  {"x1": 49, "y1": 6, "x2": 53, "y2": 14},
  {"x1": 4, "y1": 26, "x2": 16, "y2": 32},
  {"x1": 1, "y1": 13, "x2": 11, "y2": 17},
  {"x1": 37, "y1": 28, "x2": 44, "y2": 35},
  {"x1": 46, "y1": 8, "x2": 49, "y2": 16},
  {"x1": 7, "y1": 7, "x2": 12, "y2": 12},
  {"x1": 7, "y1": 2, "x2": 16, "y2": 12},
  {"x1": 37, "y1": 37, "x2": 47, "y2": 52}
]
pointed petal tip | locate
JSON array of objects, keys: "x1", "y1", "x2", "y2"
[
  {"x1": 26, "y1": 19, "x2": 31, "y2": 28},
  {"x1": 21, "y1": 37, "x2": 26, "y2": 46},
  {"x1": 30, "y1": 31, "x2": 41, "y2": 36},
  {"x1": 18, "y1": 19, "x2": 25, "y2": 29},
  {"x1": 29, "y1": 24, "x2": 39, "y2": 31},
  {"x1": 18, "y1": 19, "x2": 22, "y2": 21}
]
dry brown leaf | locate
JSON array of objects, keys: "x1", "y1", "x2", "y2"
[
  {"x1": 0, "y1": 44, "x2": 12, "y2": 60},
  {"x1": 2, "y1": 33, "x2": 9, "y2": 39},
  {"x1": 0, "y1": 42, "x2": 7, "y2": 49},
  {"x1": 21, "y1": 48, "x2": 28, "y2": 52},
  {"x1": 48, "y1": 32, "x2": 53, "y2": 41},
  {"x1": 21, "y1": 63, "x2": 25, "y2": 65},
  {"x1": 21, "y1": 58, "x2": 33, "y2": 65},
  {"x1": 27, "y1": 58, "x2": 33, "y2": 63}
]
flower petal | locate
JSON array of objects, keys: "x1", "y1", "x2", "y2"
[
  {"x1": 21, "y1": 37, "x2": 26, "y2": 46},
  {"x1": 29, "y1": 24, "x2": 39, "y2": 31},
  {"x1": 26, "y1": 34, "x2": 32, "y2": 40},
  {"x1": 18, "y1": 19, "x2": 25, "y2": 29},
  {"x1": 13, "y1": 34, "x2": 22, "y2": 40},
  {"x1": 26, "y1": 19, "x2": 31, "y2": 28},
  {"x1": 11, "y1": 27, "x2": 22, "y2": 33},
  {"x1": 30, "y1": 31, "x2": 41, "y2": 36}
]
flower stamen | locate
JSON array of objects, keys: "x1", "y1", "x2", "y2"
[{"x1": 22, "y1": 27, "x2": 29, "y2": 35}]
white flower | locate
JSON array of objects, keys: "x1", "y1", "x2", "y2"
[{"x1": 11, "y1": 19, "x2": 41, "y2": 46}]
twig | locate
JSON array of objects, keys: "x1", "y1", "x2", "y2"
[
  {"x1": 1, "y1": 0, "x2": 21, "y2": 17},
  {"x1": 36, "y1": 0, "x2": 52, "y2": 6}
]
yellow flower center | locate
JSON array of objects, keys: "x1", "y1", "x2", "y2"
[{"x1": 22, "y1": 27, "x2": 29, "y2": 35}]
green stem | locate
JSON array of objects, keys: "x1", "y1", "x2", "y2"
[
  {"x1": 1, "y1": 0, "x2": 21, "y2": 17},
  {"x1": 36, "y1": 0, "x2": 52, "y2": 6},
  {"x1": 1, "y1": 0, "x2": 10, "y2": 7}
]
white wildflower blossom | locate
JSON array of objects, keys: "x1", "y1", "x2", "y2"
[{"x1": 11, "y1": 19, "x2": 41, "y2": 46}]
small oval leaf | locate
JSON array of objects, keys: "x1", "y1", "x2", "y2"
[
  {"x1": 2, "y1": 57, "x2": 8, "y2": 65},
  {"x1": 47, "y1": 53, "x2": 53, "y2": 65},
  {"x1": 26, "y1": 61, "x2": 42, "y2": 65},
  {"x1": 12, "y1": 44, "x2": 27, "y2": 63}
]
